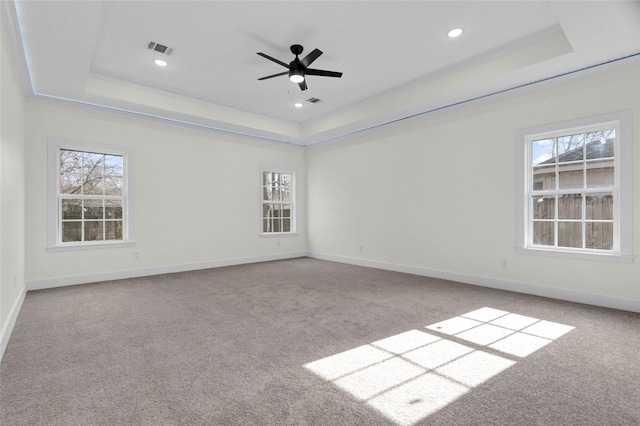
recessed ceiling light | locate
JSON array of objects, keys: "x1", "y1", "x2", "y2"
[
  {"x1": 447, "y1": 28, "x2": 464, "y2": 38},
  {"x1": 294, "y1": 103, "x2": 303, "y2": 108},
  {"x1": 154, "y1": 59, "x2": 168, "y2": 67}
]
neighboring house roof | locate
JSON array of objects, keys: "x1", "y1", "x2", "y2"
[{"x1": 541, "y1": 137, "x2": 614, "y2": 164}]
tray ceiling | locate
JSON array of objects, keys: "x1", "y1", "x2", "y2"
[{"x1": 5, "y1": 1, "x2": 640, "y2": 144}]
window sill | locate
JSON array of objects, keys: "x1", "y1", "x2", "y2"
[
  {"x1": 260, "y1": 232, "x2": 299, "y2": 238},
  {"x1": 516, "y1": 246, "x2": 634, "y2": 263},
  {"x1": 47, "y1": 241, "x2": 137, "y2": 252}
]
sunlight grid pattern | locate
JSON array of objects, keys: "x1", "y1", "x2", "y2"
[{"x1": 304, "y1": 307, "x2": 574, "y2": 426}]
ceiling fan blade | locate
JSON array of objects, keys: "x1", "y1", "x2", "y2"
[
  {"x1": 258, "y1": 71, "x2": 289, "y2": 81},
  {"x1": 305, "y1": 68, "x2": 343, "y2": 78},
  {"x1": 300, "y1": 48, "x2": 323, "y2": 67},
  {"x1": 256, "y1": 52, "x2": 290, "y2": 68},
  {"x1": 298, "y1": 80, "x2": 308, "y2": 91}
]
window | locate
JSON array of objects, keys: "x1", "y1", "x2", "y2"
[
  {"x1": 261, "y1": 168, "x2": 295, "y2": 234},
  {"x1": 517, "y1": 112, "x2": 632, "y2": 261},
  {"x1": 48, "y1": 138, "x2": 134, "y2": 249}
]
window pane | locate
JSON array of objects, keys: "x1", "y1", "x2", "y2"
[
  {"x1": 557, "y1": 134, "x2": 583, "y2": 162},
  {"x1": 586, "y1": 194, "x2": 613, "y2": 220},
  {"x1": 532, "y1": 139, "x2": 555, "y2": 165},
  {"x1": 83, "y1": 152, "x2": 103, "y2": 194},
  {"x1": 533, "y1": 222, "x2": 554, "y2": 246},
  {"x1": 105, "y1": 200, "x2": 123, "y2": 219},
  {"x1": 60, "y1": 150, "x2": 82, "y2": 174},
  {"x1": 60, "y1": 173, "x2": 83, "y2": 195},
  {"x1": 586, "y1": 223, "x2": 613, "y2": 250},
  {"x1": 586, "y1": 160, "x2": 614, "y2": 188},
  {"x1": 262, "y1": 171, "x2": 293, "y2": 233},
  {"x1": 263, "y1": 203, "x2": 271, "y2": 218},
  {"x1": 558, "y1": 222, "x2": 582, "y2": 248},
  {"x1": 84, "y1": 221, "x2": 103, "y2": 241},
  {"x1": 104, "y1": 154, "x2": 123, "y2": 175},
  {"x1": 62, "y1": 222, "x2": 82, "y2": 242},
  {"x1": 62, "y1": 199, "x2": 83, "y2": 220},
  {"x1": 263, "y1": 185, "x2": 272, "y2": 201},
  {"x1": 105, "y1": 221, "x2": 123, "y2": 240},
  {"x1": 84, "y1": 199, "x2": 104, "y2": 219},
  {"x1": 525, "y1": 122, "x2": 620, "y2": 254},
  {"x1": 271, "y1": 183, "x2": 282, "y2": 201},
  {"x1": 586, "y1": 130, "x2": 614, "y2": 160},
  {"x1": 558, "y1": 194, "x2": 582, "y2": 220},
  {"x1": 533, "y1": 196, "x2": 554, "y2": 220},
  {"x1": 83, "y1": 152, "x2": 104, "y2": 174},
  {"x1": 281, "y1": 184, "x2": 291, "y2": 202},
  {"x1": 532, "y1": 165, "x2": 555, "y2": 190},
  {"x1": 56, "y1": 146, "x2": 128, "y2": 245},
  {"x1": 271, "y1": 217, "x2": 281, "y2": 233},
  {"x1": 263, "y1": 172, "x2": 274, "y2": 187},
  {"x1": 83, "y1": 176, "x2": 104, "y2": 195},
  {"x1": 104, "y1": 176, "x2": 123, "y2": 196},
  {"x1": 558, "y1": 163, "x2": 583, "y2": 189},
  {"x1": 281, "y1": 174, "x2": 291, "y2": 202}
]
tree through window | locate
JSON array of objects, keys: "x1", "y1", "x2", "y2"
[
  {"x1": 58, "y1": 149, "x2": 125, "y2": 243},
  {"x1": 262, "y1": 170, "x2": 294, "y2": 233}
]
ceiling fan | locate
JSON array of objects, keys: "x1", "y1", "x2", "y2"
[{"x1": 257, "y1": 44, "x2": 343, "y2": 91}]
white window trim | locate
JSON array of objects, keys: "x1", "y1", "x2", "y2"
[
  {"x1": 516, "y1": 111, "x2": 633, "y2": 262},
  {"x1": 47, "y1": 137, "x2": 136, "y2": 251},
  {"x1": 259, "y1": 165, "x2": 297, "y2": 236}
]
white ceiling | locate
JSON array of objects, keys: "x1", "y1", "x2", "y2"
[{"x1": 5, "y1": 1, "x2": 640, "y2": 144}]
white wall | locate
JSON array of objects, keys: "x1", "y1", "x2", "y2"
[
  {"x1": 25, "y1": 100, "x2": 307, "y2": 289},
  {"x1": 1, "y1": 18, "x2": 27, "y2": 356},
  {"x1": 8, "y1": 33, "x2": 640, "y2": 324},
  {"x1": 307, "y1": 61, "x2": 640, "y2": 311}
]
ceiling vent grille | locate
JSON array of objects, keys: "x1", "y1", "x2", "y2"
[
  {"x1": 147, "y1": 41, "x2": 174, "y2": 56},
  {"x1": 307, "y1": 97, "x2": 322, "y2": 104}
]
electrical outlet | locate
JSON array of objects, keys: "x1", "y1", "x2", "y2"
[
  {"x1": 133, "y1": 252, "x2": 140, "y2": 260},
  {"x1": 500, "y1": 258, "x2": 508, "y2": 269},
  {"x1": 359, "y1": 245, "x2": 364, "y2": 252},
  {"x1": 14, "y1": 274, "x2": 17, "y2": 287}
]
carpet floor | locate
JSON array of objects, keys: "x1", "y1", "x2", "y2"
[{"x1": 1, "y1": 257, "x2": 639, "y2": 425}]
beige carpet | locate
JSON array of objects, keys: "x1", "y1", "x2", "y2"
[{"x1": 1, "y1": 258, "x2": 639, "y2": 425}]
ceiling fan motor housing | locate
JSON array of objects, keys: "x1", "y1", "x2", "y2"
[
  {"x1": 289, "y1": 61, "x2": 305, "y2": 80},
  {"x1": 290, "y1": 44, "x2": 304, "y2": 56}
]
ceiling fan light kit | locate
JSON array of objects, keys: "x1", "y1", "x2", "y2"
[
  {"x1": 257, "y1": 44, "x2": 343, "y2": 91},
  {"x1": 289, "y1": 70, "x2": 304, "y2": 83}
]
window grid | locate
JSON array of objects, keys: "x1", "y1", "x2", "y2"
[
  {"x1": 58, "y1": 149, "x2": 125, "y2": 243},
  {"x1": 262, "y1": 171, "x2": 294, "y2": 234},
  {"x1": 528, "y1": 126, "x2": 616, "y2": 252}
]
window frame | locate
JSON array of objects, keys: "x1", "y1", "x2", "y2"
[
  {"x1": 47, "y1": 137, "x2": 135, "y2": 250},
  {"x1": 516, "y1": 111, "x2": 633, "y2": 262},
  {"x1": 259, "y1": 165, "x2": 297, "y2": 236}
]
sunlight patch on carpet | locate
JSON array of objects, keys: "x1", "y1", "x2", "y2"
[{"x1": 304, "y1": 307, "x2": 574, "y2": 426}]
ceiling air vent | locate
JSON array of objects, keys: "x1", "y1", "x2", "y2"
[
  {"x1": 147, "y1": 41, "x2": 174, "y2": 56},
  {"x1": 306, "y1": 97, "x2": 322, "y2": 104}
]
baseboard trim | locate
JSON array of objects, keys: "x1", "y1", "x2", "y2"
[
  {"x1": 307, "y1": 252, "x2": 640, "y2": 313},
  {"x1": 1, "y1": 286, "x2": 27, "y2": 364},
  {"x1": 23, "y1": 250, "x2": 640, "y2": 312},
  {"x1": 27, "y1": 251, "x2": 307, "y2": 291}
]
